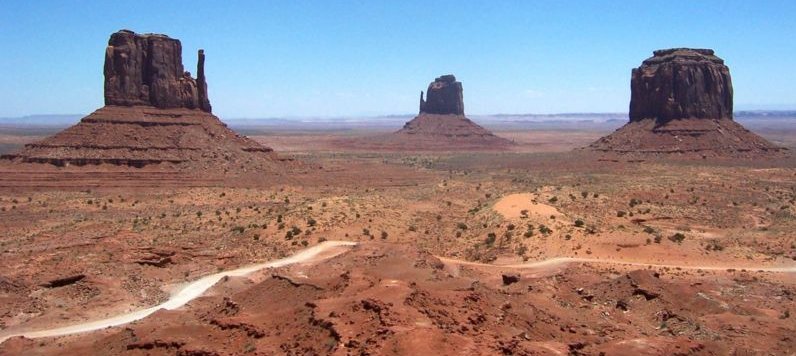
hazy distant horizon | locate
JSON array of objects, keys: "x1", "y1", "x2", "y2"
[{"x1": 3, "y1": 108, "x2": 794, "y2": 128}]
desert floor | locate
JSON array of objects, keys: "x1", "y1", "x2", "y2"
[{"x1": 0, "y1": 125, "x2": 794, "y2": 354}]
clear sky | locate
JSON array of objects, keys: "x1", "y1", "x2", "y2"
[{"x1": 1, "y1": 1, "x2": 794, "y2": 118}]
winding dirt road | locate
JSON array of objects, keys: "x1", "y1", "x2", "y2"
[
  {"x1": 1, "y1": 241, "x2": 793, "y2": 344},
  {"x1": 439, "y1": 256, "x2": 796, "y2": 273},
  {"x1": 0, "y1": 241, "x2": 357, "y2": 344}
]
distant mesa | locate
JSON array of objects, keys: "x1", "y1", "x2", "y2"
[
  {"x1": 2, "y1": 30, "x2": 278, "y2": 171},
  {"x1": 392, "y1": 75, "x2": 512, "y2": 149},
  {"x1": 588, "y1": 48, "x2": 785, "y2": 157}
]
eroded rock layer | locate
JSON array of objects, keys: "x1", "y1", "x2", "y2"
[
  {"x1": 589, "y1": 48, "x2": 784, "y2": 157},
  {"x1": 2, "y1": 106, "x2": 273, "y2": 168}
]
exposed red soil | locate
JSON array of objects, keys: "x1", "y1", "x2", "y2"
[{"x1": 2, "y1": 242, "x2": 793, "y2": 355}]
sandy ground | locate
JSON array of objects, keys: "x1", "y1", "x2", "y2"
[{"x1": 492, "y1": 192, "x2": 563, "y2": 219}]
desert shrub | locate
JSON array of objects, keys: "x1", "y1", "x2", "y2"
[
  {"x1": 507, "y1": 223, "x2": 516, "y2": 231},
  {"x1": 196, "y1": 211, "x2": 202, "y2": 218},
  {"x1": 574, "y1": 219, "x2": 585, "y2": 227},
  {"x1": 629, "y1": 198, "x2": 641, "y2": 207},
  {"x1": 581, "y1": 191, "x2": 589, "y2": 198},
  {"x1": 362, "y1": 228, "x2": 370, "y2": 236},
  {"x1": 485, "y1": 233, "x2": 497, "y2": 246},
  {"x1": 617, "y1": 211, "x2": 626, "y2": 217},
  {"x1": 705, "y1": 240, "x2": 724, "y2": 251},
  {"x1": 643, "y1": 226, "x2": 655, "y2": 234},
  {"x1": 654, "y1": 235, "x2": 662, "y2": 243},
  {"x1": 457, "y1": 222, "x2": 468, "y2": 230},
  {"x1": 538, "y1": 225, "x2": 552, "y2": 235},
  {"x1": 548, "y1": 196, "x2": 558, "y2": 203},
  {"x1": 408, "y1": 225, "x2": 417, "y2": 232},
  {"x1": 307, "y1": 218, "x2": 317, "y2": 227},
  {"x1": 669, "y1": 233, "x2": 686, "y2": 243},
  {"x1": 381, "y1": 231, "x2": 388, "y2": 239},
  {"x1": 231, "y1": 226, "x2": 245, "y2": 234}
]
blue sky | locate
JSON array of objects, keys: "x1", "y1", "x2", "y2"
[{"x1": 1, "y1": 1, "x2": 794, "y2": 118}]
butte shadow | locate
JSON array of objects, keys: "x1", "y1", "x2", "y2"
[
  {"x1": 0, "y1": 30, "x2": 286, "y2": 179},
  {"x1": 586, "y1": 48, "x2": 786, "y2": 159},
  {"x1": 337, "y1": 75, "x2": 514, "y2": 151}
]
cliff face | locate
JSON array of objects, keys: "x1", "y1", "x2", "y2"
[
  {"x1": 419, "y1": 75, "x2": 464, "y2": 115},
  {"x1": 103, "y1": 30, "x2": 212, "y2": 112},
  {"x1": 629, "y1": 48, "x2": 732, "y2": 123}
]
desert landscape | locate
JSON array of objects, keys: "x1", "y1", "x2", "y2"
[{"x1": 1, "y1": 3, "x2": 795, "y2": 355}]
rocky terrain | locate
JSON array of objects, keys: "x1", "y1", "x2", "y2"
[
  {"x1": 2, "y1": 242, "x2": 793, "y2": 355},
  {"x1": 0, "y1": 146, "x2": 794, "y2": 354},
  {"x1": 1, "y1": 30, "x2": 280, "y2": 175},
  {"x1": 589, "y1": 48, "x2": 785, "y2": 158}
]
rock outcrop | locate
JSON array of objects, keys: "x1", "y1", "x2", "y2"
[
  {"x1": 104, "y1": 30, "x2": 211, "y2": 112},
  {"x1": 390, "y1": 75, "x2": 511, "y2": 150},
  {"x1": 629, "y1": 48, "x2": 731, "y2": 123},
  {"x1": 419, "y1": 75, "x2": 464, "y2": 115},
  {"x1": 588, "y1": 48, "x2": 783, "y2": 158},
  {"x1": 2, "y1": 30, "x2": 279, "y2": 173}
]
